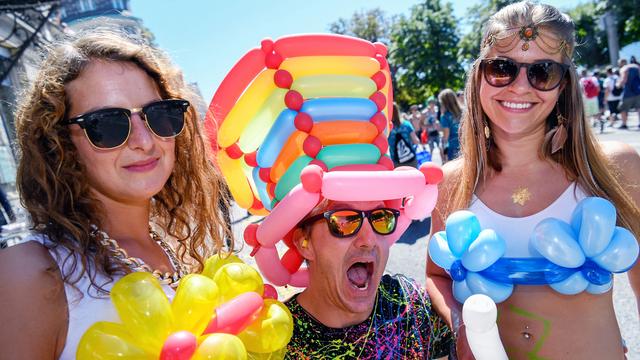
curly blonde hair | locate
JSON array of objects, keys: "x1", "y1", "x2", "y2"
[{"x1": 14, "y1": 23, "x2": 232, "y2": 288}]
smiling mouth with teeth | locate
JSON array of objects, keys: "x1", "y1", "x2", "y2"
[
  {"x1": 500, "y1": 101, "x2": 533, "y2": 109},
  {"x1": 347, "y1": 262, "x2": 374, "y2": 290}
]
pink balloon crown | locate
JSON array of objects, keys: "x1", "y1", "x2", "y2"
[{"x1": 205, "y1": 34, "x2": 442, "y2": 287}]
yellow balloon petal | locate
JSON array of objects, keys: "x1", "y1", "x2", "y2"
[
  {"x1": 171, "y1": 274, "x2": 221, "y2": 334},
  {"x1": 237, "y1": 299, "x2": 294, "y2": 354},
  {"x1": 76, "y1": 322, "x2": 148, "y2": 360},
  {"x1": 201, "y1": 253, "x2": 244, "y2": 279},
  {"x1": 111, "y1": 272, "x2": 173, "y2": 355},
  {"x1": 213, "y1": 263, "x2": 264, "y2": 302},
  {"x1": 193, "y1": 333, "x2": 247, "y2": 360}
]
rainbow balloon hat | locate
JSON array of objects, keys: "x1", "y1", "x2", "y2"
[{"x1": 206, "y1": 34, "x2": 443, "y2": 287}]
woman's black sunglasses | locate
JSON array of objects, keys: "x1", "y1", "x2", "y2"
[
  {"x1": 299, "y1": 208, "x2": 400, "y2": 238},
  {"x1": 480, "y1": 57, "x2": 570, "y2": 91},
  {"x1": 62, "y1": 99, "x2": 190, "y2": 149}
]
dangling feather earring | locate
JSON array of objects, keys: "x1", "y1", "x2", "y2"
[{"x1": 549, "y1": 108, "x2": 568, "y2": 154}]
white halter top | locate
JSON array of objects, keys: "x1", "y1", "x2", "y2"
[
  {"x1": 25, "y1": 234, "x2": 174, "y2": 360},
  {"x1": 468, "y1": 183, "x2": 588, "y2": 257}
]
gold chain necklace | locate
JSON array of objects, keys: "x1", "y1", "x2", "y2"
[{"x1": 93, "y1": 227, "x2": 186, "y2": 288}]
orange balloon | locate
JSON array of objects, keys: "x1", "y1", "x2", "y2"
[{"x1": 270, "y1": 121, "x2": 379, "y2": 182}]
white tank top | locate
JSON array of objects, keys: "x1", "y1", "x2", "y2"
[
  {"x1": 25, "y1": 234, "x2": 175, "y2": 360},
  {"x1": 468, "y1": 183, "x2": 588, "y2": 257}
]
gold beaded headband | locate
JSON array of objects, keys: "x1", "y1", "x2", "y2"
[{"x1": 483, "y1": 24, "x2": 570, "y2": 58}]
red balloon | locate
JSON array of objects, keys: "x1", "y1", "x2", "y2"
[
  {"x1": 274, "y1": 69, "x2": 293, "y2": 89},
  {"x1": 374, "y1": 42, "x2": 388, "y2": 57},
  {"x1": 265, "y1": 52, "x2": 283, "y2": 69},
  {"x1": 300, "y1": 164, "x2": 324, "y2": 193},
  {"x1": 259, "y1": 167, "x2": 272, "y2": 183},
  {"x1": 285, "y1": 90, "x2": 304, "y2": 111},
  {"x1": 372, "y1": 134, "x2": 389, "y2": 154},
  {"x1": 263, "y1": 284, "x2": 278, "y2": 300},
  {"x1": 267, "y1": 182, "x2": 277, "y2": 198},
  {"x1": 375, "y1": 53, "x2": 388, "y2": 70},
  {"x1": 159, "y1": 331, "x2": 197, "y2": 360},
  {"x1": 302, "y1": 136, "x2": 322, "y2": 158},
  {"x1": 369, "y1": 92, "x2": 386, "y2": 111},
  {"x1": 371, "y1": 71, "x2": 386, "y2": 90},
  {"x1": 378, "y1": 155, "x2": 394, "y2": 170},
  {"x1": 281, "y1": 248, "x2": 304, "y2": 274},
  {"x1": 244, "y1": 223, "x2": 259, "y2": 247},
  {"x1": 370, "y1": 112, "x2": 387, "y2": 133},
  {"x1": 252, "y1": 197, "x2": 264, "y2": 210},
  {"x1": 294, "y1": 112, "x2": 313, "y2": 132},
  {"x1": 244, "y1": 151, "x2": 258, "y2": 167},
  {"x1": 260, "y1": 38, "x2": 274, "y2": 53},
  {"x1": 225, "y1": 143, "x2": 244, "y2": 159},
  {"x1": 420, "y1": 162, "x2": 444, "y2": 185}
]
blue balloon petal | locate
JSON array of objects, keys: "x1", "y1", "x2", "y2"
[
  {"x1": 428, "y1": 232, "x2": 457, "y2": 269},
  {"x1": 453, "y1": 279, "x2": 474, "y2": 303},
  {"x1": 531, "y1": 218, "x2": 585, "y2": 268},
  {"x1": 586, "y1": 280, "x2": 612, "y2": 294},
  {"x1": 549, "y1": 271, "x2": 589, "y2": 295},
  {"x1": 592, "y1": 226, "x2": 640, "y2": 273},
  {"x1": 466, "y1": 272, "x2": 513, "y2": 303},
  {"x1": 462, "y1": 229, "x2": 506, "y2": 272},
  {"x1": 446, "y1": 210, "x2": 481, "y2": 257},
  {"x1": 571, "y1": 197, "x2": 617, "y2": 257}
]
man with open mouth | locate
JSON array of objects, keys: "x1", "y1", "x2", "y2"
[{"x1": 284, "y1": 199, "x2": 453, "y2": 359}]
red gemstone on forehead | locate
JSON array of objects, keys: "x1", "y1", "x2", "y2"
[{"x1": 524, "y1": 28, "x2": 534, "y2": 38}]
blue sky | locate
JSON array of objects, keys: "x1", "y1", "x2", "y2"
[{"x1": 130, "y1": 0, "x2": 585, "y2": 102}]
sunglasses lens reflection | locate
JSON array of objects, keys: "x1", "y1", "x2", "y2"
[
  {"x1": 329, "y1": 210, "x2": 362, "y2": 237},
  {"x1": 84, "y1": 109, "x2": 130, "y2": 149},
  {"x1": 370, "y1": 209, "x2": 397, "y2": 235}
]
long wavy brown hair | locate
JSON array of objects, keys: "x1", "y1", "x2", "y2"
[
  {"x1": 443, "y1": 1, "x2": 640, "y2": 238},
  {"x1": 14, "y1": 24, "x2": 232, "y2": 289}
]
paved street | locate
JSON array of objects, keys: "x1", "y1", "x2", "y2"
[{"x1": 230, "y1": 111, "x2": 640, "y2": 359}]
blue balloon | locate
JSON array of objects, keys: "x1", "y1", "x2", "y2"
[
  {"x1": 428, "y1": 232, "x2": 457, "y2": 269},
  {"x1": 252, "y1": 167, "x2": 272, "y2": 210},
  {"x1": 300, "y1": 98, "x2": 378, "y2": 122},
  {"x1": 571, "y1": 197, "x2": 616, "y2": 257},
  {"x1": 453, "y1": 279, "x2": 474, "y2": 304},
  {"x1": 586, "y1": 280, "x2": 612, "y2": 294},
  {"x1": 462, "y1": 229, "x2": 506, "y2": 272},
  {"x1": 549, "y1": 272, "x2": 589, "y2": 295},
  {"x1": 481, "y1": 257, "x2": 572, "y2": 285},
  {"x1": 446, "y1": 210, "x2": 481, "y2": 258},
  {"x1": 256, "y1": 109, "x2": 297, "y2": 168},
  {"x1": 531, "y1": 218, "x2": 585, "y2": 268},
  {"x1": 591, "y1": 226, "x2": 640, "y2": 272},
  {"x1": 466, "y1": 272, "x2": 513, "y2": 303}
]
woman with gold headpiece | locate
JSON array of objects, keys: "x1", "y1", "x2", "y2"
[
  {"x1": 0, "y1": 22, "x2": 231, "y2": 359},
  {"x1": 426, "y1": 2, "x2": 640, "y2": 359}
]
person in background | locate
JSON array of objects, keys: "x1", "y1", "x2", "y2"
[
  {"x1": 389, "y1": 103, "x2": 420, "y2": 168},
  {"x1": 579, "y1": 69, "x2": 601, "y2": 128},
  {"x1": 438, "y1": 89, "x2": 463, "y2": 163},
  {"x1": 603, "y1": 66, "x2": 622, "y2": 127},
  {"x1": 617, "y1": 58, "x2": 640, "y2": 129},
  {"x1": 0, "y1": 24, "x2": 231, "y2": 359},
  {"x1": 427, "y1": 2, "x2": 640, "y2": 359},
  {"x1": 0, "y1": 186, "x2": 16, "y2": 236},
  {"x1": 409, "y1": 104, "x2": 425, "y2": 144},
  {"x1": 424, "y1": 96, "x2": 443, "y2": 162}
]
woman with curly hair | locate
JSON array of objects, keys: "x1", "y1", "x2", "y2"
[
  {"x1": 0, "y1": 23, "x2": 231, "y2": 359},
  {"x1": 426, "y1": 2, "x2": 640, "y2": 359}
]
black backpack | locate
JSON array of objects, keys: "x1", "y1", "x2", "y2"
[{"x1": 393, "y1": 131, "x2": 415, "y2": 164}]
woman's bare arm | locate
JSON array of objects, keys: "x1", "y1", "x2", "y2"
[{"x1": 0, "y1": 241, "x2": 68, "y2": 359}]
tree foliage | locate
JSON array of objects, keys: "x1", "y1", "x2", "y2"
[
  {"x1": 598, "y1": 0, "x2": 640, "y2": 48},
  {"x1": 389, "y1": 0, "x2": 463, "y2": 107},
  {"x1": 328, "y1": 8, "x2": 392, "y2": 45},
  {"x1": 457, "y1": 0, "x2": 520, "y2": 64},
  {"x1": 570, "y1": 2, "x2": 609, "y2": 67}
]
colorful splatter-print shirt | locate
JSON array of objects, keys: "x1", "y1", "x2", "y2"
[{"x1": 284, "y1": 274, "x2": 453, "y2": 359}]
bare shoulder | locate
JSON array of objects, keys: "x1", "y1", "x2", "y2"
[
  {"x1": 440, "y1": 158, "x2": 464, "y2": 193},
  {"x1": 599, "y1": 141, "x2": 640, "y2": 184},
  {"x1": 0, "y1": 241, "x2": 68, "y2": 358}
]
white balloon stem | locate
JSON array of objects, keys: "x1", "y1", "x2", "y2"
[{"x1": 463, "y1": 294, "x2": 508, "y2": 360}]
